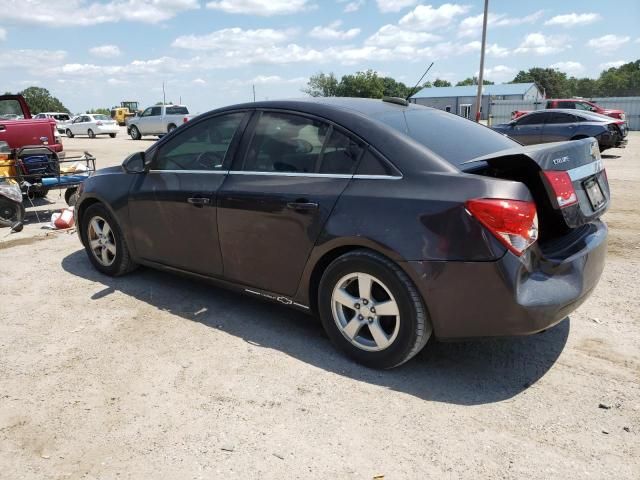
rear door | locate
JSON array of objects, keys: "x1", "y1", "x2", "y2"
[
  {"x1": 512, "y1": 112, "x2": 546, "y2": 144},
  {"x1": 217, "y1": 110, "x2": 364, "y2": 296},
  {"x1": 128, "y1": 111, "x2": 248, "y2": 276},
  {"x1": 542, "y1": 112, "x2": 579, "y2": 143}
]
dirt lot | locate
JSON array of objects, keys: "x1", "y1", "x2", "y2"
[{"x1": 1, "y1": 131, "x2": 639, "y2": 479}]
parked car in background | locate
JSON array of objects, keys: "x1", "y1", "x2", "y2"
[
  {"x1": 76, "y1": 98, "x2": 609, "y2": 369},
  {"x1": 33, "y1": 112, "x2": 73, "y2": 134},
  {"x1": 512, "y1": 99, "x2": 626, "y2": 121},
  {"x1": 0, "y1": 113, "x2": 22, "y2": 120},
  {"x1": 493, "y1": 109, "x2": 628, "y2": 151},
  {"x1": 65, "y1": 114, "x2": 119, "y2": 138},
  {"x1": 0, "y1": 95, "x2": 63, "y2": 154},
  {"x1": 126, "y1": 104, "x2": 193, "y2": 139}
]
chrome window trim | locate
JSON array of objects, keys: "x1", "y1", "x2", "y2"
[
  {"x1": 148, "y1": 169, "x2": 228, "y2": 174},
  {"x1": 567, "y1": 159, "x2": 604, "y2": 181},
  {"x1": 227, "y1": 171, "x2": 402, "y2": 180}
]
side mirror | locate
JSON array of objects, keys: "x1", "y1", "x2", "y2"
[{"x1": 122, "y1": 151, "x2": 146, "y2": 174}]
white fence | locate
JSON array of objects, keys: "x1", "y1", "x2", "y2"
[{"x1": 488, "y1": 97, "x2": 640, "y2": 130}]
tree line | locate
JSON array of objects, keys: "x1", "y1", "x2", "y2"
[{"x1": 304, "y1": 60, "x2": 640, "y2": 99}]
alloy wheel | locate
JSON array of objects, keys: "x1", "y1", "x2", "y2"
[
  {"x1": 331, "y1": 272, "x2": 401, "y2": 352},
  {"x1": 87, "y1": 215, "x2": 116, "y2": 266}
]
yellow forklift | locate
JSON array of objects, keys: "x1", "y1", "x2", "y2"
[{"x1": 110, "y1": 101, "x2": 140, "y2": 126}]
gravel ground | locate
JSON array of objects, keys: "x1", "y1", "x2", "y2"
[{"x1": 0, "y1": 131, "x2": 638, "y2": 479}]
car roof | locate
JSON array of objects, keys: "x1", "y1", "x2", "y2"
[{"x1": 520, "y1": 109, "x2": 613, "y2": 122}]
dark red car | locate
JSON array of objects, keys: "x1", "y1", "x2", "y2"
[
  {"x1": 0, "y1": 95, "x2": 63, "y2": 154},
  {"x1": 513, "y1": 99, "x2": 626, "y2": 122}
]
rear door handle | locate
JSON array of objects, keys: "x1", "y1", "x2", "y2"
[
  {"x1": 187, "y1": 197, "x2": 211, "y2": 207},
  {"x1": 287, "y1": 201, "x2": 319, "y2": 211}
]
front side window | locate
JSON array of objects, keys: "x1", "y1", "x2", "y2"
[
  {"x1": 556, "y1": 101, "x2": 575, "y2": 109},
  {"x1": 547, "y1": 113, "x2": 576, "y2": 124},
  {"x1": 153, "y1": 112, "x2": 245, "y2": 171},
  {"x1": 141, "y1": 107, "x2": 152, "y2": 117},
  {"x1": 243, "y1": 112, "x2": 362, "y2": 174},
  {"x1": 517, "y1": 113, "x2": 546, "y2": 126}
]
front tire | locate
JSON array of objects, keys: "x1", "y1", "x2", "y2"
[
  {"x1": 80, "y1": 203, "x2": 137, "y2": 276},
  {"x1": 87, "y1": 129, "x2": 96, "y2": 139},
  {"x1": 318, "y1": 250, "x2": 432, "y2": 369},
  {"x1": 66, "y1": 129, "x2": 74, "y2": 138},
  {"x1": 130, "y1": 126, "x2": 141, "y2": 140},
  {"x1": 0, "y1": 197, "x2": 25, "y2": 228}
]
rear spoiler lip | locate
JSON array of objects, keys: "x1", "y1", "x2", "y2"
[{"x1": 460, "y1": 138, "x2": 599, "y2": 171}]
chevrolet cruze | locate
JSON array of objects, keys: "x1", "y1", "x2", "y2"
[{"x1": 75, "y1": 98, "x2": 609, "y2": 369}]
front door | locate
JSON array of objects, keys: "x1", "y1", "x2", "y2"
[
  {"x1": 217, "y1": 111, "x2": 364, "y2": 296},
  {"x1": 128, "y1": 111, "x2": 247, "y2": 276}
]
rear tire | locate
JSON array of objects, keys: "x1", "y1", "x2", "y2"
[
  {"x1": 130, "y1": 126, "x2": 141, "y2": 140},
  {"x1": 32, "y1": 188, "x2": 49, "y2": 199},
  {"x1": 66, "y1": 129, "x2": 74, "y2": 138},
  {"x1": 65, "y1": 187, "x2": 78, "y2": 206},
  {"x1": 80, "y1": 203, "x2": 137, "y2": 276},
  {"x1": 88, "y1": 129, "x2": 96, "y2": 139},
  {"x1": 109, "y1": 133, "x2": 117, "y2": 138},
  {"x1": 318, "y1": 249, "x2": 432, "y2": 369},
  {"x1": 167, "y1": 124, "x2": 176, "y2": 133},
  {"x1": 0, "y1": 198, "x2": 25, "y2": 228}
]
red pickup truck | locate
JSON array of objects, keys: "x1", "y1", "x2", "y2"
[
  {"x1": 512, "y1": 99, "x2": 626, "y2": 121},
  {"x1": 0, "y1": 95, "x2": 64, "y2": 154}
]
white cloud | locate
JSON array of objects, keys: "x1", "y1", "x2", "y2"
[
  {"x1": 172, "y1": 28, "x2": 294, "y2": 51},
  {"x1": 587, "y1": 34, "x2": 630, "y2": 54},
  {"x1": 514, "y1": 32, "x2": 570, "y2": 55},
  {"x1": 309, "y1": 21, "x2": 360, "y2": 40},
  {"x1": 366, "y1": 24, "x2": 440, "y2": 47},
  {"x1": 192, "y1": 78, "x2": 207, "y2": 85},
  {"x1": 549, "y1": 61, "x2": 584, "y2": 76},
  {"x1": 0, "y1": 49, "x2": 67, "y2": 69},
  {"x1": 376, "y1": 0, "x2": 417, "y2": 13},
  {"x1": 89, "y1": 45, "x2": 121, "y2": 58},
  {"x1": 0, "y1": 0, "x2": 198, "y2": 26},
  {"x1": 399, "y1": 3, "x2": 471, "y2": 31},
  {"x1": 544, "y1": 12, "x2": 601, "y2": 27},
  {"x1": 599, "y1": 60, "x2": 627, "y2": 70},
  {"x1": 107, "y1": 78, "x2": 128, "y2": 85},
  {"x1": 206, "y1": 0, "x2": 310, "y2": 16},
  {"x1": 343, "y1": 0, "x2": 365, "y2": 13},
  {"x1": 458, "y1": 10, "x2": 543, "y2": 38},
  {"x1": 483, "y1": 65, "x2": 516, "y2": 82},
  {"x1": 0, "y1": 27, "x2": 6, "y2": 41},
  {"x1": 462, "y1": 41, "x2": 510, "y2": 58},
  {"x1": 242, "y1": 75, "x2": 307, "y2": 85}
]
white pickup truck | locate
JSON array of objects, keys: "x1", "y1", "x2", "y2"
[{"x1": 126, "y1": 104, "x2": 193, "y2": 139}]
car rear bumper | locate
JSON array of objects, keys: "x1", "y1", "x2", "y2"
[
  {"x1": 96, "y1": 126, "x2": 119, "y2": 134},
  {"x1": 403, "y1": 220, "x2": 607, "y2": 339}
]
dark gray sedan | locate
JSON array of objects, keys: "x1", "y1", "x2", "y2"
[{"x1": 493, "y1": 109, "x2": 627, "y2": 151}]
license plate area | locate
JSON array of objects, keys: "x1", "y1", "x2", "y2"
[{"x1": 584, "y1": 176, "x2": 605, "y2": 210}]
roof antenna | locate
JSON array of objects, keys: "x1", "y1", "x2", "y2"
[{"x1": 405, "y1": 62, "x2": 434, "y2": 102}]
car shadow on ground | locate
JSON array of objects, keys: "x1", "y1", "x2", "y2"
[{"x1": 62, "y1": 249, "x2": 569, "y2": 406}]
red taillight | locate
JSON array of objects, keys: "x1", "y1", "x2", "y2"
[
  {"x1": 542, "y1": 171, "x2": 577, "y2": 208},
  {"x1": 466, "y1": 198, "x2": 538, "y2": 256},
  {"x1": 183, "y1": 116, "x2": 189, "y2": 123}
]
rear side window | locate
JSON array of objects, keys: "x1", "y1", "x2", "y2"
[
  {"x1": 242, "y1": 112, "x2": 363, "y2": 175},
  {"x1": 374, "y1": 109, "x2": 516, "y2": 167},
  {"x1": 356, "y1": 149, "x2": 399, "y2": 176},
  {"x1": 547, "y1": 113, "x2": 576, "y2": 124},
  {"x1": 166, "y1": 106, "x2": 189, "y2": 115},
  {"x1": 517, "y1": 113, "x2": 547, "y2": 125},
  {"x1": 556, "y1": 101, "x2": 575, "y2": 109},
  {"x1": 150, "y1": 106, "x2": 162, "y2": 116}
]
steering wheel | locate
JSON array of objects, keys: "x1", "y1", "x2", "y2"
[{"x1": 194, "y1": 150, "x2": 224, "y2": 170}]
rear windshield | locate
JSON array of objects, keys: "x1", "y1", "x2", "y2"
[
  {"x1": 373, "y1": 108, "x2": 517, "y2": 167},
  {"x1": 166, "y1": 106, "x2": 189, "y2": 115},
  {"x1": 93, "y1": 114, "x2": 110, "y2": 121},
  {"x1": 53, "y1": 114, "x2": 70, "y2": 121}
]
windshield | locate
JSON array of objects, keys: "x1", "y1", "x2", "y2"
[
  {"x1": 373, "y1": 108, "x2": 517, "y2": 166},
  {"x1": 93, "y1": 114, "x2": 111, "y2": 121},
  {"x1": 166, "y1": 106, "x2": 189, "y2": 115}
]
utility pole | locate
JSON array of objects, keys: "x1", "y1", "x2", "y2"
[
  {"x1": 252, "y1": 84, "x2": 256, "y2": 102},
  {"x1": 162, "y1": 81, "x2": 166, "y2": 105},
  {"x1": 475, "y1": 0, "x2": 489, "y2": 122}
]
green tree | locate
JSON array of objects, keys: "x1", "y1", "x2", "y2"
[
  {"x1": 88, "y1": 107, "x2": 111, "y2": 115},
  {"x1": 597, "y1": 60, "x2": 640, "y2": 96},
  {"x1": 303, "y1": 72, "x2": 340, "y2": 97},
  {"x1": 432, "y1": 78, "x2": 452, "y2": 87},
  {"x1": 510, "y1": 68, "x2": 570, "y2": 98},
  {"x1": 456, "y1": 76, "x2": 494, "y2": 86},
  {"x1": 338, "y1": 70, "x2": 385, "y2": 98},
  {"x1": 381, "y1": 76, "x2": 410, "y2": 98},
  {"x1": 19, "y1": 86, "x2": 69, "y2": 114}
]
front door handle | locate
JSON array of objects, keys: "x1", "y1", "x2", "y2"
[
  {"x1": 287, "y1": 201, "x2": 319, "y2": 211},
  {"x1": 187, "y1": 197, "x2": 211, "y2": 207}
]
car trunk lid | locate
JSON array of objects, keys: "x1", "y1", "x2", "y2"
[{"x1": 461, "y1": 138, "x2": 609, "y2": 245}]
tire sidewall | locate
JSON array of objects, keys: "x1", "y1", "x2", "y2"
[
  {"x1": 318, "y1": 253, "x2": 422, "y2": 369},
  {"x1": 66, "y1": 129, "x2": 73, "y2": 138},
  {"x1": 130, "y1": 126, "x2": 140, "y2": 140},
  {"x1": 81, "y1": 203, "x2": 128, "y2": 276}
]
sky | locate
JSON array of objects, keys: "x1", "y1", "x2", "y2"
[{"x1": 1, "y1": 0, "x2": 639, "y2": 113}]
